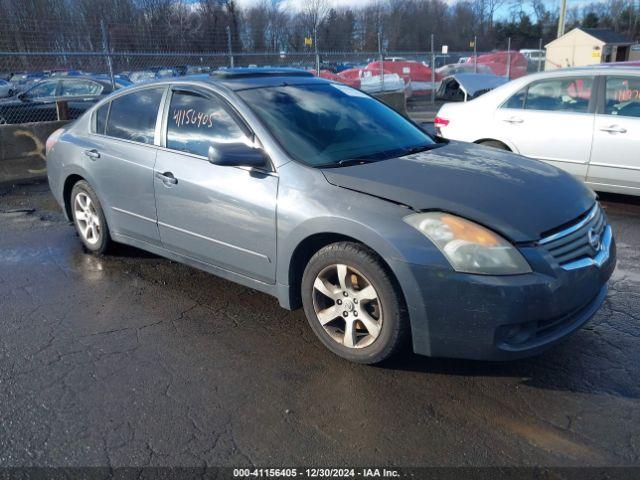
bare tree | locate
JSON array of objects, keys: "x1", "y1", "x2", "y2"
[{"x1": 301, "y1": 0, "x2": 330, "y2": 36}]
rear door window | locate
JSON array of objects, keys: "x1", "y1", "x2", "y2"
[
  {"x1": 60, "y1": 79, "x2": 103, "y2": 97},
  {"x1": 503, "y1": 88, "x2": 526, "y2": 109},
  {"x1": 94, "y1": 103, "x2": 109, "y2": 134},
  {"x1": 523, "y1": 77, "x2": 593, "y2": 113},
  {"x1": 166, "y1": 90, "x2": 248, "y2": 157},
  {"x1": 604, "y1": 76, "x2": 640, "y2": 118},
  {"x1": 105, "y1": 87, "x2": 164, "y2": 145},
  {"x1": 25, "y1": 81, "x2": 58, "y2": 99}
]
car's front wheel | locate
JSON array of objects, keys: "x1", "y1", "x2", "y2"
[
  {"x1": 70, "y1": 180, "x2": 112, "y2": 254},
  {"x1": 301, "y1": 242, "x2": 408, "y2": 364}
]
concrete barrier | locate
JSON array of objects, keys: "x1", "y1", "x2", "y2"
[
  {"x1": 373, "y1": 91, "x2": 408, "y2": 117},
  {"x1": 0, "y1": 120, "x2": 68, "y2": 184}
]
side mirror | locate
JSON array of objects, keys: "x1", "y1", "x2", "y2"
[{"x1": 208, "y1": 143, "x2": 268, "y2": 169}]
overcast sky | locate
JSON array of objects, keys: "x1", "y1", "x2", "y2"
[{"x1": 232, "y1": 0, "x2": 605, "y2": 18}]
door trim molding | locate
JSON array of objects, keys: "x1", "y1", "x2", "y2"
[
  {"x1": 589, "y1": 162, "x2": 640, "y2": 171},
  {"x1": 158, "y1": 221, "x2": 270, "y2": 262},
  {"x1": 112, "y1": 207, "x2": 156, "y2": 223}
]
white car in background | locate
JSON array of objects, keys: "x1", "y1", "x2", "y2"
[
  {"x1": 520, "y1": 49, "x2": 546, "y2": 63},
  {"x1": 435, "y1": 66, "x2": 640, "y2": 196}
]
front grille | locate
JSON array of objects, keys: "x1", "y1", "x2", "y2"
[{"x1": 539, "y1": 204, "x2": 606, "y2": 266}]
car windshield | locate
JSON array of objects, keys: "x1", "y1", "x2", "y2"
[
  {"x1": 130, "y1": 71, "x2": 155, "y2": 83},
  {"x1": 238, "y1": 83, "x2": 436, "y2": 167}
]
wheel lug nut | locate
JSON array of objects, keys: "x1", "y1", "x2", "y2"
[
  {"x1": 353, "y1": 298, "x2": 358, "y2": 304},
  {"x1": 342, "y1": 311, "x2": 348, "y2": 317},
  {"x1": 353, "y1": 311, "x2": 358, "y2": 317},
  {"x1": 337, "y1": 299, "x2": 342, "y2": 305},
  {"x1": 343, "y1": 291, "x2": 348, "y2": 297}
]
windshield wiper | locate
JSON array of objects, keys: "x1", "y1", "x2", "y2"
[
  {"x1": 315, "y1": 144, "x2": 436, "y2": 169},
  {"x1": 401, "y1": 144, "x2": 436, "y2": 156},
  {"x1": 316, "y1": 158, "x2": 375, "y2": 169},
  {"x1": 337, "y1": 158, "x2": 375, "y2": 167}
]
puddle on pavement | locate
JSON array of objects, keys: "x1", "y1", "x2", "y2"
[{"x1": 493, "y1": 415, "x2": 606, "y2": 463}]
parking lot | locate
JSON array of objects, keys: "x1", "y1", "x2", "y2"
[{"x1": 0, "y1": 180, "x2": 639, "y2": 468}]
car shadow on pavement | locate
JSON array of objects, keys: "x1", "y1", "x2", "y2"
[
  {"x1": 598, "y1": 191, "x2": 640, "y2": 207},
  {"x1": 106, "y1": 242, "x2": 159, "y2": 259},
  {"x1": 378, "y1": 341, "x2": 639, "y2": 400}
]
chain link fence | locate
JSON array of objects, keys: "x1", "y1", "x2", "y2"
[{"x1": 0, "y1": 19, "x2": 546, "y2": 125}]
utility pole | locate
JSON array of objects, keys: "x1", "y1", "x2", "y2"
[
  {"x1": 506, "y1": 37, "x2": 511, "y2": 79},
  {"x1": 430, "y1": 34, "x2": 435, "y2": 104},
  {"x1": 378, "y1": 31, "x2": 384, "y2": 92},
  {"x1": 314, "y1": 27, "x2": 320, "y2": 76},
  {"x1": 537, "y1": 37, "x2": 543, "y2": 72},
  {"x1": 226, "y1": 26, "x2": 234, "y2": 68},
  {"x1": 557, "y1": 0, "x2": 567, "y2": 38},
  {"x1": 100, "y1": 20, "x2": 115, "y2": 90},
  {"x1": 473, "y1": 35, "x2": 477, "y2": 73}
]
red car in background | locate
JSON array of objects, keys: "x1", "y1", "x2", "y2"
[
  {"x1": 365, "y1": 60, "x2": 437, "y2": 95},
  {"x1": 337, "y1": 68, "x2": 364, "y2": 82},
  {"x1": 466, "y1": 51, "x2": 528, "y2": 79},
  {"x1": 313, "y1": 70, "x2": 361, "y2": 89}
]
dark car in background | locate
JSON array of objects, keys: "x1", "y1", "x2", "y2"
[
  {"x1": 0, "y1": 79, "x2": 15, "y2": 98},
  {"x1": 49, "y1": 69, "x2": 86, "y2": 78},
  {"x1": 0, "y1": 77, "x2": 119, "y2": 124},
  {"x1": 8, "y1": 71, "x2": 47, "y2": 91}
]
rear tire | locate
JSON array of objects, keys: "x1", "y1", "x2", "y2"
[
  {"x1": 301, "y1": 242, "x2": 408, "y2": 364},
  {"x1": 478, "y1": 140, "x2": 510, "y2": 151},
  {"x1": 70, "y1": 180, "x2": 112, "y2": 254}
]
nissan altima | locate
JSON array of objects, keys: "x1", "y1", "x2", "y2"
[{"x1": 46, "y1": 68, "x2": 616, "y2": 364}]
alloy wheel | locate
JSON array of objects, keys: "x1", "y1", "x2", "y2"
[
  {"x1": 312, "y1": 263, "x2": 383, "y2": 349},
  {"x1": 74, "y1": 192, "x2": 101, "y2": 245}
]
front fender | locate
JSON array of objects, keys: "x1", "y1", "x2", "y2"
[{"x1": 273, "y1": 162, "x2": 450, "y2": 313}]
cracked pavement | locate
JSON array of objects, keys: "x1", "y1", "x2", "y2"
[{"x1": 0, "y1": 181, "x2": 638, "y2": 468}]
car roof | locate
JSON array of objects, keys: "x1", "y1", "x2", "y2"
[
  {"x1": 512, "y1": 65, "x2": 640, "y2": 83},
  {"x1": 203, "y1": 68, "x2": 327, "y2": 91}
]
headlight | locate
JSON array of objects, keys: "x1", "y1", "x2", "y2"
[{"x1": 404, "y1": 212, "x2": 531, "y2": 275}]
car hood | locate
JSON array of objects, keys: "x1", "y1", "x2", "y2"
[{"x1": 321, "y1": 142, "x2": 596, "y2": 243}]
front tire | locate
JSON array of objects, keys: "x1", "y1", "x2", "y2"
[
  {"x1": 301, "y1": 242, "x2": 408, "y2": 364},
  {"x1": 70, "y1": 180, "x2": 112, "y2": 254}
]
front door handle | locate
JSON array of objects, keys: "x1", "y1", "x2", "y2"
[
  {"x1": 503, "y1": 117, "x2": 524, "y2": 124},
  {"x1": 599, "y1": 125, "x2": 627, "y2": 134},
  {"x1": 83, "y1": 149, "x2": 100, "y2": 159},
  {"x1": 155, "y1": 171, "x2": 178, "y2": 185}
]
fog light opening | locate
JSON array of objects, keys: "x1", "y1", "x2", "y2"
[{"x1": 503, "y1": 322, "x2": 536, "y2": 345}]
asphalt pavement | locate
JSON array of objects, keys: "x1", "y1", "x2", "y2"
[{"x1": 0, "y1": 181, "x2": 639, "y2": 469}]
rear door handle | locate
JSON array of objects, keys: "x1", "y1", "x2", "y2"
[
  {"x1": 503, "y1": 117, "x2": 524, "y2": 124},
  {"x1": 599, "y1": 125, "x2": 627, "y2": 134},
  {"x1": 83, "y1": 149, "x2": 100, "y2": 159},
  {"x1": 155, "y1": 171, "x2": 178, "y2": 185}
]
